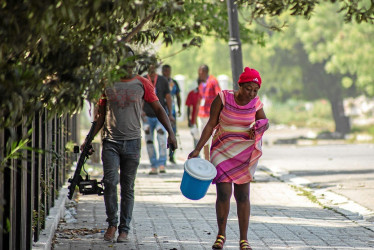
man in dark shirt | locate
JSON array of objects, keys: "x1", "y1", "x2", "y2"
[
  {"x1": 162, "y1": 64, "x2": 181, "y2": 164},
  {"x1": 142, "y1": 60, "x2": 174, "y2": 174}
]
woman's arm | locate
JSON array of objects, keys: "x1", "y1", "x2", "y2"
[
  {"x1": 255, "y1": 108, "x2": 267, "y2": 120},
  {"x1": 188, "y1": 94, "x2": 223, "y2": 158}
]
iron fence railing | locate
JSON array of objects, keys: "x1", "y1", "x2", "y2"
[{"x1": 0, "y1": 110, "x2": 78, "y2": 250}]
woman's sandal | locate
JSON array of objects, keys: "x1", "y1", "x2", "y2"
[
  {"x1": 212, "y1": 234, "x2": 226, "y2": 249},
  {"x1": 240, "y1": 240, "x2": 252, "y2": 250}
]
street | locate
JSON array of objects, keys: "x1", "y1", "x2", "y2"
[{"x1": 260, "y1": 144, "x2": 374, "y2": 213}]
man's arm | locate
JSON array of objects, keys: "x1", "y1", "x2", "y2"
[
  {"x1": 176, "y1": 92, "x2": 181, "y2": 116},
  {"x1": 175, "y1": 81, "x2": 181, "y2": 116},
  {"x1": 92, "y1": 103, "x2": 106, "y2": 135},
  {"x1": 80, "y1": 101, "x2": 105, "y2": 150},
  {"x1": 149, "y1": 100, "x2": 178, "y2": 150},
  {"x1": 186, "y1": 106, "x2": 192, "y2": 127},
  {"x1": 165, "y1": 93, "x2": 175, "y2": 122},
  {"x1": 193, "y1": 97, "x2": 201, "y2": 126}
]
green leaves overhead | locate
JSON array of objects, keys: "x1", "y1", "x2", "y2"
[
  {"x1": 0, "y1": 0, "x2": 220, "y2": 128},
  {"x1": 237, "y1": 0, "x2": 374, "y2": 23},
  {"x1": 1, "y1": 0, "x2": 373, "y2": 130}
]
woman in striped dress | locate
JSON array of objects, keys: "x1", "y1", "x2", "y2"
[{"x1": 188, "y1": 67, "x2": 269, "y2": 250}]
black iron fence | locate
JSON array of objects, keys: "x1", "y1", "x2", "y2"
[{"x1": 0, "y1": 109, "x2": 78, "y2": 250}]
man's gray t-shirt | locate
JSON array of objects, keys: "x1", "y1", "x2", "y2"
[{"x1": 101, "y1": 76, "x2": 158, "y2": 141}]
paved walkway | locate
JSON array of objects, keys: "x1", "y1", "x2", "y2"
[{"x1": 52, "y1": 161, "x2": 374, "y2": 250}]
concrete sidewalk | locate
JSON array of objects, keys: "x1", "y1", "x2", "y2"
[{"x1": 51, "y1": 161, "x2": 374, "y2": 250}]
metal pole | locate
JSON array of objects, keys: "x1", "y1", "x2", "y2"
[{"x1": 226, "y1": 0, "x2": 243, "y2": 90}]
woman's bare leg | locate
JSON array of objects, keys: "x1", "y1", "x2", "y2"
[
  {"x1": 234, "y1": 183, "x2": 250, "y2": 241},
  {"x1": 215, "y1": 182, "x2": 233, "y2": 236}
]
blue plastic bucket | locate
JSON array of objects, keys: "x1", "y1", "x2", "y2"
[{"x1": 180, "y1": 158, "x2": 217, "y2": 200}]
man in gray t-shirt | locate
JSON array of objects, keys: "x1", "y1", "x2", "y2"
[{"x1": 81, "y1": 48, "x2": 177, "y2": 243}]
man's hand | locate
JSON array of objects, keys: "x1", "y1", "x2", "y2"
[
  {"x1": 167, "y1": 135, "x2": 178, "y2": 151},
  {"x1": 168, "y1": 114, "x2": 175, "y2": 123},
  {"x1": 80, "y1": 141, "x2": 94, "y2": 155}
]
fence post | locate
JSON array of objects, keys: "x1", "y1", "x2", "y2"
[
  {"x1": 0, "y1": 129, "x2": 4, "y2": 248},
  {"x1": 9, "y1": 128, "x2": 17, "y2": 250},
  {"x1": 33, "y1": 111, "x2": 42, "y2": 242},
  {"x1": 17, "y1": 120, "x2": 29, "y2": 249},
  {"x1": 46, "y1": 114, "x2": 53, "y2": 213},
  {"x1": 41, "y1": 110, "x2": 48, "y2": 230},
  {"x1": 25, "y1": 116, "x2": 35, "y2": 249}
]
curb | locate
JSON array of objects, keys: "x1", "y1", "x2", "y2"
[
  {"x1": 32, "y1": 186, "x2": 68, "y2": 250},
  {"x1": 261, "y1": 165, "x2": 374, "y2": 232}
]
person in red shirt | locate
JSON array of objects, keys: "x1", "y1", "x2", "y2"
[
  {"x1": 185, "y1": 83, "x2": 200, "y2": 148},
  {"x1": 194, "y1": 64, "x2": 221, "y2": 160}
]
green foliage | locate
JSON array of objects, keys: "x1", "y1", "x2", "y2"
[
  {"x1": 266, "y1": 99, "x2": 334, "y2": 129},
  {"x1": 0, "y1": 0, "x2": 235, "y2": 129},
  {"x1": 0, "y1": 128, "x2": 36, "y2": 171},
  {"x1": 65, "y1": 140, "x2": 76, "y2": 153},
  {"x1": 351, "y1": 124, "x2": 374, "y2": 140},
  {"x1": 1, "y1": 0, "x2": 373, "y2": 131},
  {"x1": 237, "y1": 0, "x2": 374, "y2": 23},
  {"x1": 159, "y1": 39, "x2": 232, "y2": 85},
  {"x1": 296, "y1": 2, "x2": 374, "y2": 96}
]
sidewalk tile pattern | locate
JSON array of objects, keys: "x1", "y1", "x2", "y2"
[{"x1": 53, "y1": 164, "x2": 374, "y2": 250}]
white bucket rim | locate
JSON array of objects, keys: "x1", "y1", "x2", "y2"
[{"x1": 184, "y1": 158, "x2": 217, "y2": 181}]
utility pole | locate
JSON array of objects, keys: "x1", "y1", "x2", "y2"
[{"x1": 226, "y1": 0, "x2": 243, "y2": 90}]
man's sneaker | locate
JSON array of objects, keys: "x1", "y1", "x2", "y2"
[
  {"x1": 169, "y1": 157, "x2": 176, "y2": 164},
  {"x1": 159, "y1": 165, "x2": 166, "y2": 173},
  {"x1": 117, "y1": 232, "x2": 128, "y2": 242},
  {"x1": 104, "y1": 226, "x2": 117, "y2": 241},
  {"x1": 149, "y1": 168, "x2": 158, "y2": 175}
]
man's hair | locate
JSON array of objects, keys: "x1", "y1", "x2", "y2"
[
  {"x1": 162, "y1": 64, "x2": 171, "y2": 71},
  {"x1": 199, "y1": 64, "x2": 209, "y2": 73},
  {"x1": 125, "y1": 46, "x2": 135, "y2": 57},
  {"x1": 120, "y1": 45, "x2": 136, "y2": 69}
]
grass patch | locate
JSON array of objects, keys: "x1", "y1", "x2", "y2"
[{"x1": 290, "y1": 185, "x2": 331, "y2": 210}]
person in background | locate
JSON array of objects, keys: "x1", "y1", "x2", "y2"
[
  {"x1": 188, "y1": 67, "x2": 269, "y2": 250},
  {"x1": 193, "y1": 64, "x2": 221, "y2": 160},
  {"x1": 185, "y1": 80, "x2": 200, "y2": 148},
  {"x1": 162, "y1": 64, "x2": 181, "y2": 164},
  {"x1": 142, "y1": 58, "x2": 175, "y2": 174},
  {"x1": 82, "y1": 48, "x2": 177, "y2": 242}
]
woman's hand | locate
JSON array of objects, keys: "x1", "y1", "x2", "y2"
[
  {"x1": 248, "y1": 127, "x2": 255, "y2": 140},
  {"x1": 188, "y1": 149, "x2": 200, "y2": 159},
  {"x1": 248, "y1": 121, "x2": 256, "y2": 140}
]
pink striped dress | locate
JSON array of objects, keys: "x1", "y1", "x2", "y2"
[{"x1": 210, "y1": 90, "x2": 268, "y2": 184}]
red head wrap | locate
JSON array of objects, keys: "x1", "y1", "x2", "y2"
[{"x1": 238, "y1": 67, "x2": 261, "y2": 87}]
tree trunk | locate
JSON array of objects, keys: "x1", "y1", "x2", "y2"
[
  {"x1": 295, "y1": 43, "x2": 351, "y2": 136},
  {"x1": 329, "y1": 95, "x2": 350, "y2": 137}
]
